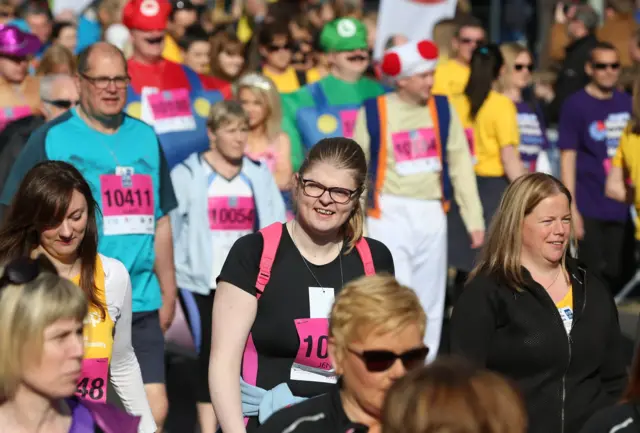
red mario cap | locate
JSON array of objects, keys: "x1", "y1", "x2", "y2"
[{"x1": 122, "y1": 0, "x2": 171, "y2": 31}]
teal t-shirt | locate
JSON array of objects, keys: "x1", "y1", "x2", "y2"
[
  {"x1": 0, "y1": 108, "x2": 177, "y2": 312},
  {"x1": 282, "y1": 75, "x2": 386, "y2": 170}
]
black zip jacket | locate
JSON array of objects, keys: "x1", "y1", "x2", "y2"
[
  {"x1": 450, "y1": 257, "x2": 627, "y2": 433},
  {"x1": 256, "y1": 386, "x2": 368, "y2": 433}
]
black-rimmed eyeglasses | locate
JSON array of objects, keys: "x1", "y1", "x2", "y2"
[
  {"x1": 79, "y1": 73, "x2": 130, "y2": 89},
  {"x1": 300, "y1": 178, "x2": 361, "y2": 204}
]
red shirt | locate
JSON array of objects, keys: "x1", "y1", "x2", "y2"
[{"x1": 128, "y1": 58, "x2": 231, "y2": 99}]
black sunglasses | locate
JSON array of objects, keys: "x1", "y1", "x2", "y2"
[
  {"x1": 593, "y1": 62, "x2": 620, "y2": 70},
  {"x1": 266, "y1": 43, "x2": 293, "y2": 53},
  {"x1": 514, "y1": 63, "x2": 533, "y2": 72},
  {"x1": 43, "y1": 99, "x2": 79, "y2": 109},
  {"x1": 348, "y1": 347, "x2": 429, "y2": 372},
  {"x1": 0, "y1": 256, "x2": 53, "y2": 292}
]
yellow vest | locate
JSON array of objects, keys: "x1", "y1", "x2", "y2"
[{"x1": 73, "y1": 256, "x2": 114, "y2": 403}]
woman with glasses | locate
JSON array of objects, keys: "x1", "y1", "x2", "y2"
[
  {"x1": 0, "y1": 161, "x2": 156, "y2": 433},
  {"x1": 450, "y1": 173, "x2": 627, "y2": 433},
  {"x1": 498, "y1": 43, "x2": 551, "y2": 174},
  {"x1": 169, "y1": 100, "x2": 286, "y2": 433},
  {"x1": 257, "y1": 274, "x2": 426, "y2": 433},
  {"x1": 0, "y1": 256, "x2": 140, "y2": 433},
  {"x1": 210, "y1": 137, "x2": 395, "y2": 433}
]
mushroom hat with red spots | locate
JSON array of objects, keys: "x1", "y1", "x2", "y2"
[{"x1": 380, "y1": 39, "x2": 439, "y2": 80}]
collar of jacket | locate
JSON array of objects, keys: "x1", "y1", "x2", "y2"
[
  {"x1": 566, "y1": 33, "x2": 598, "y2": 54},
  {"x1": 517, "y1": 256, "x2": 587, "y2": 325}
]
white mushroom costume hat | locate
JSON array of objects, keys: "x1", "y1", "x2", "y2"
[{"x1": 380, "y1": 39, "x2": 439, "y2": 80}]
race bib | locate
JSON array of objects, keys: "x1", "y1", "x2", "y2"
[
  {"x1": 339, "y1": 109, "x2": 358, "y2": 139},
  {"x1": 76, "y1": 358, "x2": 108, "y2": 403},
  {"x1": 392, "y1": 128, "x2": 441, "y2": 176},
  {"x1": 290, "y1": 318, "x2": 336, "y2": 384},
  {"x1": 558, "y1": 307, "x2": 573, "y2": 335},
  {"x1": 100, "y1": 174, "x2": 155, "y2": 236},
  {"x1": 147, "y1": 89, "x2": 196, "y2": 134},
  {"x1": 464, "y1": 128, "x2": 477, "y2": 165},
  {"x1": 208, "y1": 196, "x2": 255, "y2": 231}
]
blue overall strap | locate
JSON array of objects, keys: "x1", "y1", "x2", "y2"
[
  {"x1": 434, "y1": 95, "x2": 452, "y2": 203},
  {"x1": 363, "y1": 97, "x2": 381, "y2": 209},
  {"x1": 307, "y1": 82, "x2": 330, "y2": 109},
  {"x1": 181, "y1": 64, "x2": 203, "y2": 92}
]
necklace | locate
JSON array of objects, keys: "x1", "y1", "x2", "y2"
[
  {"x1": 545, "y1": 268, "x2": 562, "y2": 291},
  {"x1": 291, "y1": 221, "x2": 344, "y2": 288}
]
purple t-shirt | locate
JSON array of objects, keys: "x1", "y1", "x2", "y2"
[
  {"x1": 557, "y1": 89, "x2": 631, "y2": 221},
  {"x1": 516, "y1": 101, "x2": 549, "y2": 173}
]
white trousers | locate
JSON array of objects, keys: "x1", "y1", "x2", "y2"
[{"x1": 367, "y1": 195, "x2": 447, "y2": 363}]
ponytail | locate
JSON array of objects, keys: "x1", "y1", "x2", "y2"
[
  {"x1": 465, "y1": 44, "x2": 504, "y2": 120},
  {"x1": 343, "y1": 197, "x2": 365, "y2": 253}
]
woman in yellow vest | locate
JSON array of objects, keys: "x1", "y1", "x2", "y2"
[
  {"x1": 0, "y1": 161, "x2": 156, "y2": 433},
  {"x1": 450, "y1": 43, "x2": 526, "y2": 226}
]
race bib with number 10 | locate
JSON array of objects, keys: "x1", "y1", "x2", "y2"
[{"x1": 100, "y1": 173, "x2": 155, "y2": 236}]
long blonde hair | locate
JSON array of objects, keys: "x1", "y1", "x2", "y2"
[
  {"x1": 468, "y1": 173, "x2": 576, "y2": 288},
  {"x1": 497, "y1": 42, "x2": 531, "y2": 92},
  {"x1": 237, "y1": 73, "x2": 282, "y2": 140}
]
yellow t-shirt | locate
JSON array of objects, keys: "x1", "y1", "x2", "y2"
[
  {"x1": 612, "y1": 125, "x2": 640, "y2": 238},
  {"x1": 353, "y1": 93, "x2": 484, "y2": 232},
  {"x1": 450, "y1": 91, "x2": 520, "y2": 177},
  {"x1": 432, "y1": 59, "x2": 470, "y2": 96},
  {"x1": 556, "y1": 286, "x2": 574, "y2": 335},
  {"x1": 163, "y1": 34, "x2": 183, "y2": 64},
  {"x1": 262, "y1": 66, "x2": 321, "y2": 94}
]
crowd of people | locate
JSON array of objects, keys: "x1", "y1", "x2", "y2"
[{"x1": 2, "y1": 0, "x2": 640, "y2": 432}]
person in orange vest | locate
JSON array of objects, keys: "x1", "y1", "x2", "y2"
[
  {"x1": 123, "y1": 0, "x2": 232, "y2": 169},
  {"x1": 353, "y1": 39, "x2": 484, "y2": 361}
]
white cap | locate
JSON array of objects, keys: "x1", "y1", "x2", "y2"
[
  {"x1": 380, "y1": 39, "x2": 439, "y2": 80},
  {"x1": 105, "y1": 24, "x2": 131, "y2": 52}
]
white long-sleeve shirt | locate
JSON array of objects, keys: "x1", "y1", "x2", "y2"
[{"x1": 101, "y1": 254, "x2": 156, "y2": 433}]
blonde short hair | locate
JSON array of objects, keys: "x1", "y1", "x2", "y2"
[
  {"x1": 330, "y1": 274, "x2": 426, "y2": 351},
  {"x1": 497, "y1": 42, "x2": 531, "y2": 92},
  {"x1": 206, "y1": 100, "x2": 249, "y2": 132},
  {"x1": 0, "y1": 259, "x2": 88, "y2": 401},
  {"x1": 383, "y1": 358, "x2": 527, "y2": 433}
]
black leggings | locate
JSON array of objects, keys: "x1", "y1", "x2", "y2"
[{"x1": 178, "y1": 289, "x2": 215, "y2": 403}]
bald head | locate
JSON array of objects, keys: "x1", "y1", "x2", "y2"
[{"x1": 77, "y1": 42, "x2": 128, "y2": 76}]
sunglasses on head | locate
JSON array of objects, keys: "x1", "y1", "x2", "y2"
[
  {"x1": 514, "y1": 63, "x2": 533, "y2": 72},
  {"x1": 43, "y1": 99, "x2": 79, "y2": 109},
  {"x1": 0, "y1": 256, "x2": 53, "y2": 292},
  {"x1": 348, "y1": 346, "x2": 429, "y2": 372},
  {"x1": 593, "y1": 62, "x2": 620, "y2": 70}
]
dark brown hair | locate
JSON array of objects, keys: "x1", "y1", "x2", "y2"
[
  {"x1": 209, "y1": 30, "x2": 245, "y2": 82},
  {"x1": 382, "y1": 357, "x2": 527, "y2": 433},
  {"x1": 0, "y1": 161, "x2": 104, "y2": 318},
  {"x1": 297, "y1": 137, "x2": 367, "y2": 253}
]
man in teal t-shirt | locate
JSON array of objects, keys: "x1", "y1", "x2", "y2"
[{"x1": 282, "y1": 17, "x2": 386, "y2": 170}]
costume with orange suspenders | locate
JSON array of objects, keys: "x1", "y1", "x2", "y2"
[{"x1": 356, "y1": 40, "x2": 484, "y2": 362}]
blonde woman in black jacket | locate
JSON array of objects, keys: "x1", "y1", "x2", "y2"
[{"x1": 450, "y1": 173, "x2": 627, "y2": 433}]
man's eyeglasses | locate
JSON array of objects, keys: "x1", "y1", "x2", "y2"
[
  {"x1": 0, "y1": 256, "x2": 52, "y2": 292},
  {"x1": 514, "y1": 63, "x2": 534, "y2": 72},
  {"x1": 593, "y1": 62, "x2": 620, "y2": 71},
  {"x1": 348, "y1": 347, "x2": 429, "y2": 372},
  {"x1": 42, "y1": 99, "x2": 79, "y2": 109},
  {"x1": 300, "y1": 178, "x2": 360, "y2": 204},
  {"x1": 79, "y1": 73, "x2": 130, "y2": 89}
]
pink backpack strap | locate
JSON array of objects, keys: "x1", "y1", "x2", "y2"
[
  {"x1": 355, "y1": 237, "x2": 376, "y2": 276},
  {"x1": 255, "y1": 223, "x2": 283, "y2": 299}
]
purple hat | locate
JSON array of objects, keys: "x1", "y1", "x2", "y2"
[{"x1": 0, "y1": 25, "x2": 41, "y2": 57}]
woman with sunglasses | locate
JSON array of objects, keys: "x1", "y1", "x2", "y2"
[
  {"x1": 498, "y1": 43, "x2": 552, "y2": 174},
  {"x1": 210, "y1": 137, "x2": 395, "y2": 433},
  {"x1": 257, "y1": 273, "x2": 427, "y2": 433},
  {"x1": 0, "y1": 256, "x2": 140, "y2": 433},
  {"x1": 0, "y1": 161, "x2": 156, "y2": 433}
]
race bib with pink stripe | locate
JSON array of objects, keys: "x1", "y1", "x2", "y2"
[
  {"x1": 339, "y1": 109, "x2": 358, "y2": 139},
  {"x1": 208, "y1": 196, "x2": 255, "y2": 231},
  {"x1": 392, "y1": 128, "x2": 441, "y2": 176},
  {"x1": 76, "y1": 358, "x2": 108, "y2": 403},
  {"x1": 147, "y1": 88, "x2": 196, "y2": 134}
]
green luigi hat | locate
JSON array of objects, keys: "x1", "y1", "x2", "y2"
[{"x1": 320, "y1": 17, "x2": 368, "y2": 52}]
